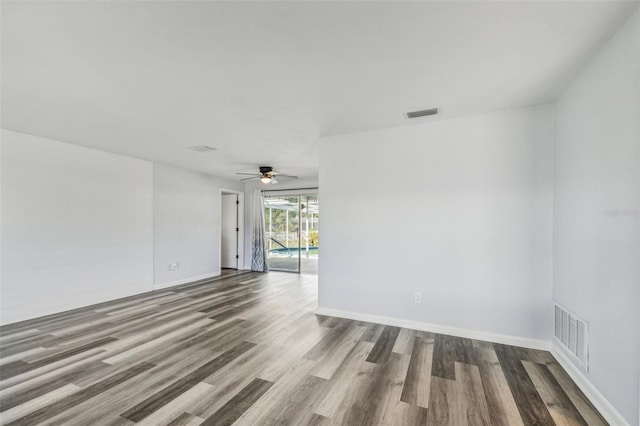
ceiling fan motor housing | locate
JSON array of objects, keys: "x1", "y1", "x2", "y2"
[{"x1": 259, "y1": 166, "x2": 274, "y2": 175}]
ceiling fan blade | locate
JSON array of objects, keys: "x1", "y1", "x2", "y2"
[
  {"x1": 240, "y1": 176, "x2": 259, "y2": 182},
  {"x1": 236, "y1": 173, "x2": 260, "y2": 176},
  {"x1": 270, "y1": 177, "x2": 278, "y2": 184},
  {"x1": 274, "y1": 174, "x2": 298, "y2": 179}
]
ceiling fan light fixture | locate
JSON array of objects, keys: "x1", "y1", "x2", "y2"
[{"x1": 236, "y1": 166, "x2": 296, "y2": 183}]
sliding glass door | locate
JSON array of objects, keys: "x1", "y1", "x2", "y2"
[
  {"x1": 264, "y1": 196, "x2": 300, "y2": 272},
  {"x1": 264, "y1": 193, "x2": 319, "y2": 274}
]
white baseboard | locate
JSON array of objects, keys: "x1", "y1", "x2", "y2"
[
  {"x1": 314, "y1": 307, "x2": 550, "y2": 351},
  {"x1": 153, "y1": 271, "x2": 221, "y2": 291},
  {"x1": 550, "y1": 342, "x2": 630, "y2": 426}
]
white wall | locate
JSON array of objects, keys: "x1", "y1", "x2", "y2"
[
  {"x1": 1, "y1": 129, "x2": 154, "y2": 324},
  {"x1": 1, "y1": 130, "x2": 244, "y2": 324},
  {"x1": 153, "y1": 164, "x2": 243, "y2": 288},
  {"x1": 553, "y1": 9, "x2": 639, "y2": 425},
  {"x1": 318, "y1": 106, "x2": 553, "y2": 342}
]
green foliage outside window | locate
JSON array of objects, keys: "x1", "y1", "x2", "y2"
[{"x1": 308, "y1": 230, "x2": 319, "y2": 246}]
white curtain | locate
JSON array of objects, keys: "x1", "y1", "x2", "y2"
[{"x1": 250, "y1": 189, "x2": 269, "y2": 272}]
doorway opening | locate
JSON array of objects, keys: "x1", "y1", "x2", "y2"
[
  {"x1": 264, "y1": 193, "x2": 318, "y2": 274},
  {"x1": 221, "y1": 190, "x2": 244, "y2": 271}
]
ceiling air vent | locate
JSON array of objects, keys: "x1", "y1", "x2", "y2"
[
  {"x1": 405, "y1": 108, "x2": 438, "y2": 119},
  {"x1": 189, "y1": 145, "x2": 216, "y2": 153}
]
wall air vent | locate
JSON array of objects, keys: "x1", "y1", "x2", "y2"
[
  {"x1": 554, "y1": 303, "x2": 589, "y2": 370},
  {"x1": 189, "y1": 145, "x2": 216, "y2": 152},
  {"x1": 405, "y1": 108, "x2": 438, "y2": 119}
]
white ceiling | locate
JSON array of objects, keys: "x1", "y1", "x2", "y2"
[{"x1": 2, "y1": 1, "x2": 637, "y2": 180}]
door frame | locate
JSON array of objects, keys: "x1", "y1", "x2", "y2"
[{"x1": 219, "y1": 189, "x2": 244, "y2": 270}]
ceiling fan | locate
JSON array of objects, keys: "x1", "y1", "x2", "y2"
[{"x1": 236, "y1": 166, "x2": 298, "y2": 184}]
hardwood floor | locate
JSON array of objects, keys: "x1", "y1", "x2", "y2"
[{"x1": 0, "y1": 272, "x2": 606, "y2": 425}]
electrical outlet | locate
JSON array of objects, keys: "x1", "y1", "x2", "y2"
[
  {"x1": 414, "y1": 292, "x2": 422, "y2": 304},
  {"x1": 169, "y1": 262, "x2": 179, "y2": 271}
]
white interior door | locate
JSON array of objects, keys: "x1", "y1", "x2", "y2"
[{"x1": 221, "y1": 194, "x2": 238, "y2": 269}]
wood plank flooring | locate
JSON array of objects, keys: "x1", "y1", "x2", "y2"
[{"x1": 0, "y1": 272, "x2": 607, "y2": 425}]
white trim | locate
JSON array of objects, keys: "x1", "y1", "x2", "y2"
[
  {"x1": 151, "y1": 163, "x2": 156, "y2": 293},
  {"x1": 314, "y1": 307, "x2": 550, "y2": 351},
  {"x1": 153, "y1": 271, "x2": 221, "y2": 291},
  {"x1": 551, "y1": 341, "x2": 630, "y2": 426}
]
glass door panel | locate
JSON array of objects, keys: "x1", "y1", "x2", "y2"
[
  {"x1": 264, "y1": 195, "x2": 300, "y2": 272},
  {"x1": 300, "y1": 195, "x2": 319, "y2": 275}
]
